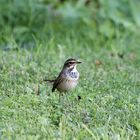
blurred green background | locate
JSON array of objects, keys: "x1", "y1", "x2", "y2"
[{"x1": 0, "y1": 0, "x2": 140, "y2": 46}]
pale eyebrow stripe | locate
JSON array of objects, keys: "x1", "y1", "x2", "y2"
[{"x1": 68, "y1": 61, "x2": 76, "y2": 63}]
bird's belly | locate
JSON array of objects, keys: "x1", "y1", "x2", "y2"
[{"x1": 57, "y1": 79, "x2": 78, "y2": 92}]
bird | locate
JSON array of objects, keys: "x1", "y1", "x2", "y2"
[{"x1": 45, "y1": 58, "x2": 81, "y2": 93}]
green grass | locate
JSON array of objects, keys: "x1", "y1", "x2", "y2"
[
  {"x1": 0, "y1": 0, "x2": 140, "y2": 139},
  {"x1": 0, "y1": 25, "x2": 140, "y2": 139}
]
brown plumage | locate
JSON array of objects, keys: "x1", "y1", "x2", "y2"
[{"x1": 51, "y1": 58, "x2": 81, "y2": 92}]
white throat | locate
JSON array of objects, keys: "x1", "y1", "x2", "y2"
[{"x1": 71, "y1": 65, "x2": 77, "y2": 72}]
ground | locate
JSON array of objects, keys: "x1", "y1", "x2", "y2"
[{"x1": 0, "y1": 25, "x2": 140, "y2": 139}]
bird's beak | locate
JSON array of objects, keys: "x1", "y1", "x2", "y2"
[{"x1": 76, "y1": 61, "x2": 82, "y2": 64}]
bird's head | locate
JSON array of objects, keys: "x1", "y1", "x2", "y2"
[{"x1": 63, "y1": 58, "x2": 82, "y2": 70}]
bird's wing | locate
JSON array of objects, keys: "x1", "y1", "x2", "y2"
[{"x1": 52, "y1": 72, "x2": 65, "y2": 92}]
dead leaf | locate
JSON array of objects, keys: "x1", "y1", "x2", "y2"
[{"x1": 94, "y1": 60, "x2": 102, "y2": 66}]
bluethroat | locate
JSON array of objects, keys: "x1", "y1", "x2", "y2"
[{"x1": 47, "y1": 58, "x2": 81, "y2": 93}]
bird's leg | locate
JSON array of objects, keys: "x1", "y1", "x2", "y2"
[
  {"x1": 59, "y1": 93, "x2": 62, "y2": 105},
  {"x1": 59, "y1": 93, "x2": 65, "y2": 108},
  {"x1": 65, "y1": 93, "x2": 72, "y2": 108}
]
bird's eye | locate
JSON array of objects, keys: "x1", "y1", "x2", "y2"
[{"x1": 69, "y1": 62, "x2": 73, "y2": 65}]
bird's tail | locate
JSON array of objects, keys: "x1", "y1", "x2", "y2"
[{"x1": 43, "y1": 79, "x2": 55, "y2": 83}]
